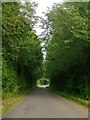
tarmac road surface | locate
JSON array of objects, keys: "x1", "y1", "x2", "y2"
[{"x1": 3, "y1": 86, "x2": 88, "y2": 118}]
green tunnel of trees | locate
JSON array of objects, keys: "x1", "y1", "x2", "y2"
[{"x1": 2, "y1": 1, "x2": 90, "y2": 100}]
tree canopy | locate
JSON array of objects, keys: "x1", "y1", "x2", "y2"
[
  {"x1": 44, "y1": 2, "x2": 89, "y2": 99},
  {"x1": 2, "y1": 2, "x2": 43, "y2": 98}
]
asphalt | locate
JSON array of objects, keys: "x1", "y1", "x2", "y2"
[{"x1": 3, "y1": 86, "x2": 88, "y2": 118}]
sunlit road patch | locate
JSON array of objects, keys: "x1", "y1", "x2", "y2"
[{"x1": 37, "y1": 85, "x2": 49, "y2": 88}]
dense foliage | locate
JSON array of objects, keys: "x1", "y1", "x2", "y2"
[
  {"x1": 37, "y1": 78, "x2": 50, "y2": 85},
  {"x1": 45, "y1": 2, "x2": 90, "y2": 99},
  {"x1": 2, "y1": 2, "x2": 43, "y2": 99}
]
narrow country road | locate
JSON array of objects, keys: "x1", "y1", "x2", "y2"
[{"x1": 3, "y1": 86, "x2": 88, "y2": 118}]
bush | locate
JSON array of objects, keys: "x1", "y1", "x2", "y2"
[{"x1": 37, "y1": 78, "x2": 50, "y2": 85}]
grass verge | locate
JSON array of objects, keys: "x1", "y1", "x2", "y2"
[
  {"x1": 2, "y1": 87, "x2": 36, "y2": 116},
  {"x1": 48, "y1": 87, "x2": 89, "y2": 107}
]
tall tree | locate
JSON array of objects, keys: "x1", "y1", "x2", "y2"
[
  {"x1": 44, "y1": 2, "x2": 89, "y2": 99},
  {"x1": 2, "y1": 2, "x2": 43, "y2": 98}
]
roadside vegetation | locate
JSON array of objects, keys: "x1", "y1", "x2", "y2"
[
  {"x1": 49, "y1": 86, "x2": 89, "y2": 107},
  {"x1": 43, "y1": 2, "x2": 90, "y2": 102},
  {"x1": 2, "y1": 2, "x2": 43, "y2": 99},
  {"x1": 2, "y1": 90, "x2": 30, "y2": 115}
]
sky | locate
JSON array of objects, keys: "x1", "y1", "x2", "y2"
[
  {"x1": 31, "y1": 0, "x2": 64, "y2": 35},
  {"x1": 30, "y1": 0, "x2": 64, "y2": 59},
  {"x1": 32, "y1": 0, "x2": 64, "y2": 17}
]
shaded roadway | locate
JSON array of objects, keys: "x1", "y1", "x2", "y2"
[{"x1": 4, "y1": 85, "x2": 88, "y2": 118}]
